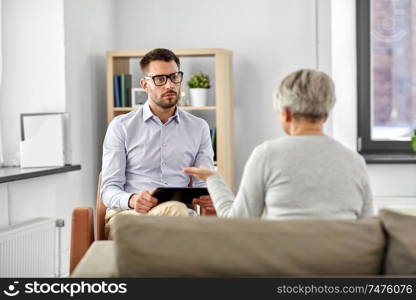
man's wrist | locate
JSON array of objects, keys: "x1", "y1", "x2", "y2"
[{"x1": 128, "y1": 193, "x2": 135, "y2": 209}]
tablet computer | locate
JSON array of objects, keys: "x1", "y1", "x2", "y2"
[{"x1": 152, "y1": 187, "x2": 209, "y2": 204}]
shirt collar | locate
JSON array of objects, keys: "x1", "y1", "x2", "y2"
[
  {"x1": 142, "y1": 101, "x2": 181, "y2": 123},
  {"x1": 173, "y1": 108, "x2": 181, "y2": 123},
  {"x1": 142, "y1": 101, "x2": 153, "y2": 122}
]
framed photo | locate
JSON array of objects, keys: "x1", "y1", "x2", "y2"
[{"x1": 131, "y1": 88, "x2": 147, "y2": 107}]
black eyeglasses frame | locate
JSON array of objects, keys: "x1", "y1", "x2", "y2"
[{"x1": 143, "y1": 71, "x2": 184, "y2": 86}]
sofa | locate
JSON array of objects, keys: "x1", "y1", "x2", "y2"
[{"x1": 71, "y1": 209, "x2": 416, "y2": 277}]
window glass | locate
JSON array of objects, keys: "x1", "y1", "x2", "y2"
[{"x1": 371, "y1": 0, "x2": 416, "y2": 141}]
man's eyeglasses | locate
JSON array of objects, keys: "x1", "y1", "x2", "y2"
[{"x1": 143, "y1": 71, "x2": 184, "y2": 86}]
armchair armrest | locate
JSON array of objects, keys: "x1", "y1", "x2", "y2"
[{"x1": 70, "y1": 206, "x2": 94, "y2": 274}]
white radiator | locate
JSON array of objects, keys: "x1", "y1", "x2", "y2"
[{"x1": 0, "y1": 218, "x2": 56, "y2": 277}]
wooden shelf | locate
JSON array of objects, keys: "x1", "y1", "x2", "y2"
[
  {"x1": 113, "y1": 107, "x2": 135, "y2": 112},
  {"x1": 106, "y1": 49, "x2": 234, "y2": 190},
  {"x1": 107, "y1": 48, "x2": 231, "y2": 58}
]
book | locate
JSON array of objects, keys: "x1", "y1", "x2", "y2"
[
  {"x1": 113, "y1": 75, "x2": 121, "y2": 107},
  {"x1": 120, "y1": 74, "x2": 132, "y2": 107},
  {"x1": 124, "y1": 74, "x2": 132, "y2": 107},
  {"x1": 120, "y1": 74, "x2": 126, "y2": 107},
  {"x1": 211, "y1": 127, "x2": 217, "y2": 161}
]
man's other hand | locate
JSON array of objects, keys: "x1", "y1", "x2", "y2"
[{"x1": 129, "y1": 190, "x2": 158, "y2": 213}]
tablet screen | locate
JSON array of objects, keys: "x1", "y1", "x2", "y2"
[{"x1": 152, "y1": 187, "x2": 209, "y2": 204}]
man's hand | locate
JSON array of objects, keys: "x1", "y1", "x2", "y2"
[
  {"x1": 183, "y1": 166, "x2": 216, "y2": 181},
  {"x1": 129, "y1": 190, "x2": 158, "y2": 213},
  {"x1": 192, "y1": 195, "x2": 216, "y2": 214}
]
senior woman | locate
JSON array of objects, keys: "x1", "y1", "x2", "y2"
[{"x1": 185, "y1": 69, "x2": 374, "y2": 220}]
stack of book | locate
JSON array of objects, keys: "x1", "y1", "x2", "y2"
[
  {"x1": 113, "y1": 74, "x2": 132, "y2": 107},
  {"x1": 210, "y1": 128, "x2": 217, "y2": 162}
]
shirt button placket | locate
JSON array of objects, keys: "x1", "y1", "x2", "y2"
[
  {"x1": 160, "y1": 125, "x2": 164, "y2": 182},
  {"x1": 160, "y1": 125, "x2": 167, "y2": 185},
  {"x1": 163, "y1": 125, "x2": 169, "y2": 185}
]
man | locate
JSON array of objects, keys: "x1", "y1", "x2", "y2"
[{"x1": 101, "y1": 48, "x2": 215, "y2": 225}]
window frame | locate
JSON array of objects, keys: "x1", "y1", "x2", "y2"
[{"x1": 356, "y1": 0, "x2": 413, "y2": 154}]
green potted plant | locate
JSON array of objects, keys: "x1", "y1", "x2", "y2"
[
  {"x1": 187, "y1": 72, "x2": 210, "y2": 106},
  {"x1": 412, "y1": 129, "x2": 416, "y2": 153}
]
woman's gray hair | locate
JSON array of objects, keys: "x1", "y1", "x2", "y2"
[{"x1": 273, "y1": 69, "x2": 336, "y2": 119}]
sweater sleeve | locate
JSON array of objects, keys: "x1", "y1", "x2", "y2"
[
  {"x1": 358, "y1": 158, "x2": 375, "y2": 218},
  {"x1": 207, "y1": 144, "x2": 267, "y2": 218}
]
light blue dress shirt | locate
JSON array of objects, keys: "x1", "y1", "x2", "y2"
[{"x1": 101, "y1": 101, "x2": 215, "y2": 209}]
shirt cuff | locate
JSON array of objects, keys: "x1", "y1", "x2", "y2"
[{"x1": 120, "y1": 192, "x2": 134, "y2": 210}]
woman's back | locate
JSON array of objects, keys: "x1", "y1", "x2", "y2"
[
  {"x1": 253, "y1": 136, "x2": 372, "y2": 220},
  {"x1": 206, "y1": 135, "x2": 373, "y2": 220}
]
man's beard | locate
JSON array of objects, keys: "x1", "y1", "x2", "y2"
[{"x1": 153, "y1": 90, "x2": 179, "y2": 109}]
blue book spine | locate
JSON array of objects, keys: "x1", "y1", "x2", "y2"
[
  {"x1": 113, "y1": 75, "x2": 121, "y2": 107},
  {"x1": 120, "y1": 74, "x2": 126, "y2": 107}
]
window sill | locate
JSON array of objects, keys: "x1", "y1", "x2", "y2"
[
  {"x1": 0, "y1": 164, "x2": 81, "y2": 183},
  {"x1": 362, "y1": 153, "x2": 416, "y2": 164}
]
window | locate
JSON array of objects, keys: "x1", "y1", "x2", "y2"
[{"x1": 357, "y1": 0, "x2": 416, "y2": 157}]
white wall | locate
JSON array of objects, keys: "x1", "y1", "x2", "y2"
[
  {"x1": 0, "y1": 0, "x2": 69, "y2": 277},
  {"x1": 114, "y1": 0, "x2": 319, "y2": 186},
  {"x1": 0, "y1": 0, "x2": 114, "y2": 276},
  {"x1": 0, "y1": 0, "x2": 66, "y2": 165},
  {"x1": 0, "y1": 0, "x2": 3, "y2": 164},
  {"x1": 0, "y1": 0, "x2": 2, "y2": 87},
  {"x1": 64, "y1": 0, "x2": 115, "y2": 213},
  {"x1": 59, "y1": 0, "x2": 114, "y2": 276},
  {"x1": 331, "y1": 0, "x2": 357, "y2": 151}
]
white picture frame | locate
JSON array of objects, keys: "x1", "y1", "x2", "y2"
[{"x1": 131, "y1": 88, "x2": 147, "y2": 107}]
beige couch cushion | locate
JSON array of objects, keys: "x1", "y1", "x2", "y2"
[
  {"x1": 112, "y1": 215, "x2": 385, "y2": 277},
  {"x1": 71, "y1": 241, "x2": 117, "y2": 278},
  {"x1": 380, "y1": 209, "x2": 416, "y2": 275}
]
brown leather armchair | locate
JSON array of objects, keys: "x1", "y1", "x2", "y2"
[
  {"x1": 70, "y1": 175, "x2": 107, "y2": 274},
  {"x1": 69, "y1": 176, "x2": 216, "y2": 274}
]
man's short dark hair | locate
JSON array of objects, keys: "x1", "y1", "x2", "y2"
[{"x1": 140, "y1": 48, "x2": 180, "y2": 73}]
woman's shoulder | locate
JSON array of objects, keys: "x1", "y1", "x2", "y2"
[
  {"x1": 251, "y1": 137, "x2": 295, "y2": 158},
  {"x1": 323, "y1": 137, "x2": 365, "y2": 160},
  {"x1": 258, "y1": 136, "x2": 363, "y2": 159},
  {"x1": 257, "y1": 136, "x2": 306, "y2": 151}
]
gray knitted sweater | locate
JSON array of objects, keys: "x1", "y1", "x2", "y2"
[{"x1": 207, "y1": 136, "x2": 374, "y2": 220}]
